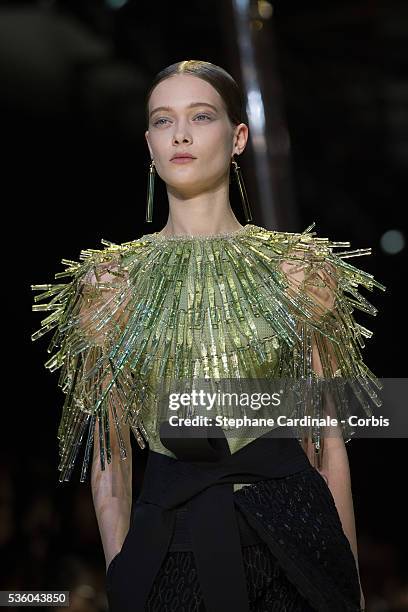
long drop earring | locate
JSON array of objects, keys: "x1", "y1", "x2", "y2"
[
  {"x1": 231, "y1": 156, "x2": 253, "y2": 223},
  {"x1": 146, "y1": 159, "x2": 156, "y2": 223}
]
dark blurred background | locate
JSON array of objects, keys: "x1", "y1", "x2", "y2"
[{"x1": 1, "y1": 0, "x2": 407, "y2": 610}]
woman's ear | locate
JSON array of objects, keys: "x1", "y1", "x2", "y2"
[{"x1": 233, "y1": 123, "x2": 248, "y2": 156}]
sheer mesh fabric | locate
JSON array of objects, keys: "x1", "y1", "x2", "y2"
[{"x1": 145, "y1": 542, "x2": 315, "y2": 612}]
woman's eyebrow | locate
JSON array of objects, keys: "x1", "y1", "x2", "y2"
[{"x1": 149, "y1": 102, "x2": 218, "y2": 118}]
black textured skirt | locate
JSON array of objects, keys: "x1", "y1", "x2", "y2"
[
  {"x1": 145, "y1": 540, "x2": 316, "y2": 611},
  {"x1": 106, "y1": 466, "x2": 362, "y2": 611}
]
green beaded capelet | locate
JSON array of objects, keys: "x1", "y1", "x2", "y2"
[{"x1": 31, "y1": 222, "x2": 386, "y2": 483}]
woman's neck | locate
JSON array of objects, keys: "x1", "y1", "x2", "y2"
[{"x1": 158, "y1": 216, "x2": 243, "y2": 238}]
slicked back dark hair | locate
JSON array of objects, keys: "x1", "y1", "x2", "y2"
[{"x1": 145, "y1": 60, "x2": 245, "y2": 128}]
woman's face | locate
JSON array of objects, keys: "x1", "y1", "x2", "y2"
[{"x1": 145, "y1": 74, "x2": 248, "y2": 197}]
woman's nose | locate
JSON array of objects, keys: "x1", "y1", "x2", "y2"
[
  {"x1": 172, "y1": 124, "x2": 192, "y2": 145},
  {"x1": 173, "y1": 134, "x2": 191, "y2": 144}
]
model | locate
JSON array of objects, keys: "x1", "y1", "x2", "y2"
[{"x1": 31, "y1": 60, "x2": 386, "y2": 611}]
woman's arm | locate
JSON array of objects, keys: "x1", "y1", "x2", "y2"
[
  {"x1": 302, "y1": 435, "x2": 365, "y2": 610},
  {"x1": 320, "y1": 437, "x2": 365, "y2": 610},
  {"x1": 279, "y1": 235, "x2": 383, "y2": 612},
  {"x1": 76, "y1": 256, "x2": 134, "y2": 570},
  {"x1": 91, "y1": 406, "x2": 133, "y2": 571},
  {"x1": 300, "y1": 340, "x2": 366, "y2": 609}
]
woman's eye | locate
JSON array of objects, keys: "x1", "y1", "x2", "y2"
[
  {"x1": 153, "y1": 114, "x2": 211, "y2": 127},
  {"x1": 153, "y1": 118, "x2": 169, "y2": 126}
]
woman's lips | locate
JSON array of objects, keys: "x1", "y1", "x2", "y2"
[{"x1": 170, "y1": 157, "x2": 196, "y2": 164}]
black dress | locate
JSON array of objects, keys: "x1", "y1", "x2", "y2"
[
  {"x1": 30, "y1": 223, "x2": 384, "y2": 611},
  {"x1": 105, "y1": 423, "x2": 362, "y2": 612}
]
